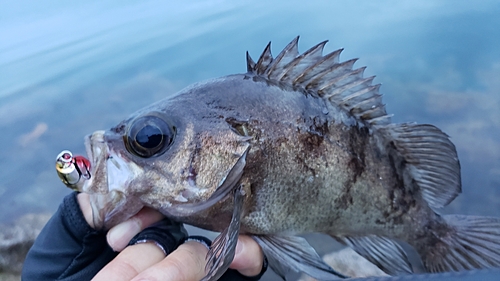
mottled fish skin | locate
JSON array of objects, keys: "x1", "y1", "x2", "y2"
[
  {"x1": 167, "y1": 74, "x2": 431, "y2": 238},
  {"x1": 79, "y1": 37, "x2": 500, "y2": 280}
]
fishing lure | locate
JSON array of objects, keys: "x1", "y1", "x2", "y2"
[{"x1": 55, "y1": 150, "x2": 91, "y2": 191}]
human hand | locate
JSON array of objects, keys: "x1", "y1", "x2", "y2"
[{"x1": 77, "y1": 193, "x2": 265, "y2": 280}]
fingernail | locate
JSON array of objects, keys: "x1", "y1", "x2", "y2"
[{"x1": 107, "y1": 220, "x2": 141, "y2": 251}]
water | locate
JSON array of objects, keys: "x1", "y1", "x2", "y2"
[{"x1": 1, "y1": 0, "x2": 500, "y2": 279}]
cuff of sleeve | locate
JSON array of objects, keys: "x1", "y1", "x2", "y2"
[{"x1": 61, "y1": 192, "x2": 98, "y2": 239}]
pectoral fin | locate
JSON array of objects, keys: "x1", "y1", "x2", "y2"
[
  {"x1": 252, "y1": 235, "x2": 347, "y2": 280},
  {"x1": 201, "y1": 184, "x2": 245, "y2": 281},
  {"x1": 166, "y1": 147, "x2": 249, "y2": 217}
]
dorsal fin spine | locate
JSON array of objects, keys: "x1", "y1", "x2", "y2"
[
  {"x1": 318, "y1": 67, "x2": 366, "y2": 95},
  {"x1": 279, "y1": 40, "x2": 328, "y2": 82},
  {"x1": 345, "y1": 84, "x2": 380, "y2": 102},
  {"x1": 248, "y1": 37, "x2": 390, "y2": 125},
  {"x1": 266, "y1": 36, "x2": 299, "y2": 77},
  {"x1": 294, "y1": 48, "x2": 344, "y2": 85},
  {"x1": 349, "y1": 94, "x2": 383, "y2": 114},
  {"x1": 329, "y1": 83, "x2": 379, "y2": 107},
  {"x1": 368, "y1": 115, "x2": 392, "y2": 126},
  {"x1": 360, "y1": 106, "x2": 386, "y2": 121},
  {"x1": 255, "y1": 42, "x2": 273, "y2": 75},
  {"x1": 322, "y1": 74, "x2": 373, "y2": 99},
  {"x1": 306, "y1": 59, "x2": 358, "y2": 93},
  {"x1": 246, "y1": 51, "x2": 256, "y2": 73}
]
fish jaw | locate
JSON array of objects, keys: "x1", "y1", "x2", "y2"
[
  {"x1": 82, "y1": 130, "x2": 145, "y2": 229},
  {"x1": 83, "y1": 130, "x2": 109, "y2": 194}
]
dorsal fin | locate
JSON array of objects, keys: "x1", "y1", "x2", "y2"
[
  {"x1": 246, "y1": 51, "x2": 256, "y2": 72},
  {"x1": 255, "y1": 42, "x2": 273, "y2": 75},
  {"x1": 246, "y1": 37, "x2": 390, "y2": 126},
  {"x1": 381, "y1": 123, "x2": 462, "y2": 210},
  {"x1": 265, "y1": 36, "x2": 299, "y2": 77}
]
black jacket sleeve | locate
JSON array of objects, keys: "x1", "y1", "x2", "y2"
[{"x1": 22, "y1": 192, "x2": 117, "y2": 280}]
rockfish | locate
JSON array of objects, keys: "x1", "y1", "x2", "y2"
[{"x1": 70, "y1": 37, "x2": 500, "y2": 280}]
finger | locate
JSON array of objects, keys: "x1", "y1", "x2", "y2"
[
  {"x1": 229, "y1": 235, "x2": 264, "y2": 276},
  {"x1": 76, "y1": 193, "x2": 94, "y2": 228},
  {"x1": 107, "y1": 207, "x2": 165, "y2": 251},
  {"x1": 131, "y1": 241, "x2": 208, "y2": 281},
  {"x1": 92, "y1": 242, "x2": 165, "y2": 281}
]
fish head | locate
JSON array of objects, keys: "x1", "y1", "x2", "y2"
[{"x1": 82, "y1": 87, "x2": 251, "y2": 229}]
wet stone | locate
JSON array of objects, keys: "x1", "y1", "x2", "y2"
[
  {"x1": 298, "y1": 247, "x2": 388, "y2": 280},
  {"x1": 0, "y1": 213, "x2": 51, "y2": 275}
]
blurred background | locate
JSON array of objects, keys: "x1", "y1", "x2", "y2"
[{"x1": 1, "y1": 0, "x2": 500, "y2": 279}]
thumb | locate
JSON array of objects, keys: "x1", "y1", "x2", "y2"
[
  {"x1": 229, "y1": 235, "x2": 264, "y2": 277},
  {"x1": 106, "y1": 207, "x2": 164, "y2": 251}
]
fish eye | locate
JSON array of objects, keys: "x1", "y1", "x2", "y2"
[{"x1": 125, "y1": 115, "x2": 175, "y2": 158}]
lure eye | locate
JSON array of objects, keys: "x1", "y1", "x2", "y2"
[{"x1": 125, "y1": 115, "x2": 175, "y2": 158}]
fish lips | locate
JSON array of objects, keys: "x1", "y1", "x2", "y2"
[
  {"x1": 82, "y1": 130, "x2": 139, "y2": 229},
  {"x1": 83, "y1": 130, "x2": 137, "y2": 192},
  {"x1": 83, "y1": 130, "x2": 108, "y2": 194}
]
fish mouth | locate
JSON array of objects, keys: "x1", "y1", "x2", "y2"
[
  {"x1": 82, "y1": 130, "x2": 140, "y2": 229},
  {"x1": 83, "y1": 130, "x2": 109, "y2": 194},
  {"x1": 83, "y1": 133, "x2": 98, "y2": 172}
]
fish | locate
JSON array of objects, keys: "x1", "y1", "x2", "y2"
[{"x1": 70, "y1": 37, "x2": 500, "y2": 280}]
